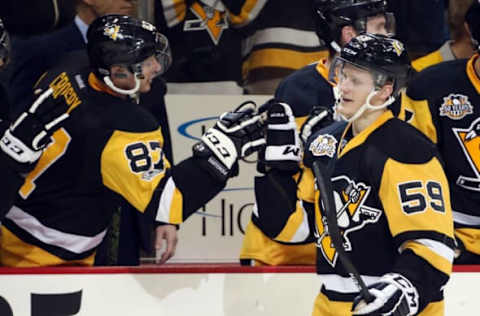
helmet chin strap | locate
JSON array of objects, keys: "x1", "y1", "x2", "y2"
[
  {"x1": 338, "y1": 89, "x2": 396, "y2": 123},
  {"x1": 103, "y1": 75, "x2": 141, "y2": 97}
]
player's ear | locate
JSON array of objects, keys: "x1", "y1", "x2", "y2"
[{"x1": 377, "y1": 84, "x2": 393, "y2": 100}]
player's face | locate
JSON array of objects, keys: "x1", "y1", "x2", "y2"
[
  {"x1": 89, "y1": 0, "x2": 136, "y2": 17},
  {"x1": 365, "y1": 14, "x2": 388, "y2": 35},
  {"x1": 336, "y1": 63, "x2": 375, "y2": 120},
  {"x1": 139, "y1": 55, "x2": 162, "y2": 93}
]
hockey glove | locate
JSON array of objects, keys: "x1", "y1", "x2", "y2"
[
  {"x1": 299, "y1": 106, "x2": 334, "y2": 145},
  {"x1": 352, "y1": 273, "x2": 419, "y2": 316},
  {"x1": 1, "y1": 88, "x2": 71, "y2": 166},
  {"x1": 257, "y1": 101, "x2": 301, "y2": 173},
  {"x1": 193, "y1": 101, "x2": 265, "y2": 182}
]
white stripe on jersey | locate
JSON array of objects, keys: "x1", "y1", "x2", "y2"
[
  {"x1": 320, "y1": 274, "x2": 381, "y2": 294},
  {"x1": 290, "y1": 202, "x2": 311, "y2": 243},
  {"x1": 414, "y1": 239, "x2": 455, "y2": 263},
  {"x1": 156, "y1": 176, "x2": 176, "y2": 223},
  {"x1": 160, "y1": 0, "x2": 183, "y2": 28},
  {"x1": 6, "y1": 205, "x2": 106, "y2": 254},
  {"x1": 452, "y1": 210, "x2": 480, "y2": 226},
  {"x1": 242, "y1": 27, "x2": 321, "y2": 57}
]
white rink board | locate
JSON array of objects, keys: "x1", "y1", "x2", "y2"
[
  {"x1": 0, "y1": 269, "x2": 478, "y2": 315},
  {"x1": 165, "y1": 95, "x2": 272, "y2": 263}
]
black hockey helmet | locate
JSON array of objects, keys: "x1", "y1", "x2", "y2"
[
  {"x1": 330, "y1": 33, "x2": 410, "y2": 98},
  {"x1": 466, "y1": 1, "x2": 480, "y2": 51},
  {"x1": 87, "y1": 14, "x2": 172, "y2": 78},
  {"x1": 0, "y1": 18, "x2": 10, "y2": 69},
  {"x1": 313, "y1": 0, "x2": 394, "y2": 52}
]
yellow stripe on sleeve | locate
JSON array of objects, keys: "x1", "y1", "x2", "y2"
[{"x1": 401, "y1": 240, "x2": 452, "y2": 276}]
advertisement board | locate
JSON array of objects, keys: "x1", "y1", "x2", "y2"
[
  {"x1": 163, "y1": 95, "x2": 272, "y2": 263},
  {"x1": 0, "y1": 266, "x2": 478, "y2": 316}
]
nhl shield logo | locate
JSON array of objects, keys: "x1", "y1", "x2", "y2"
[
  {"x1": 439, "y1": 94, "x2": 473, "y2": 120},
  {"x1": 309, "y1": 134, "x2": 337, "y2": 158}
]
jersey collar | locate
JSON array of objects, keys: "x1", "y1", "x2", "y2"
[
  {"x1": 466, "y1": 53, "x2": 480, "y2": 94},
  {"x1": 315, "y1": 59, "x2": 335, "y2": 87},
  {"x1": 88, "y1": 73, "x2": 123, "y2": 98},
  {"x1": 338, "y1": 110, "x2": 394, "y2": 159}
]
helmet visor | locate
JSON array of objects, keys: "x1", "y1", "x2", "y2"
[
  {"x1": 154, "y1": 32, "x2": 172, "y2": 76},
  {"x1": 357, "y1": 12, "x2": 396, "y2": 37},
  {"x1": 328, "y1": 56, "x2": 393, "y2": 90}
]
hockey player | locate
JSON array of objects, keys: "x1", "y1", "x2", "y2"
[
  {"x1": 240, "y1": 0, "x2": 397, "y2": 266},
  {"x1": 0, "y1": 19, "x2": 74, "y2": 221},
  {"x1": 275, "y1": 0, "x2": 396, "y2": 120},
  {"x1": 403, "y1": 1, "x2": 480, "y2": 264},
  {"x1": 0, "y1": 15, "x2": 266, "y2": 267},
  {"x1": 255, "y1": 34, "x2": 454, "y2": 316}
]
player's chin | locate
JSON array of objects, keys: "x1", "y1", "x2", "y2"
[{"x1": 335, "y1": 105, "x2": 353, "y2": 119}]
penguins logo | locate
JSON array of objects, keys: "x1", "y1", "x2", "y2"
[
  {"x1": 104, "y1": 25, "x2": 121, "y2": 41},
  {"x1": 315, "y1": 175, "x2": 382, "y2": 267},
  {"x1": 453, "y1": 117, "x2": 480, "y2": 191},
  {"x1": 184, "y1": 1, "x2": 229, "y2": 45},
  {"x1": 309, "y1": 134, "x2": 337, "y2": 158}
]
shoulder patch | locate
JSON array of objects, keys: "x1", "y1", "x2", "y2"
[
  {"x1": 439, "y1": 94, "x2": 473, "y2": 120},
  {"x1": 309, "y1": 134, "x2": 337, "y2": 158}
]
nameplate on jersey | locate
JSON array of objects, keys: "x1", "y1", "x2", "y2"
[{"x1": 49, "y1": 72, "x2": 82, "y2": 111}]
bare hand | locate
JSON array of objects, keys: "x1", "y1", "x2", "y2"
[{"x1": 155, "y1": 224, "x2": 178, "y2": 264}]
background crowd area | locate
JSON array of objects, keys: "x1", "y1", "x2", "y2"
[{"x1": 0, "y1": 0, "x2": 466, "y2": 266}]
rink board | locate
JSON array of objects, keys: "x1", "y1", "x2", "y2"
[{"x1": 0, "y1": 265, "x2": 478, "y2": 315}]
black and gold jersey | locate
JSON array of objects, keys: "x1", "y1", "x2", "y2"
[
  {"x1": 240, "y1": 0, "x2": 328, "y2": 85},
  {"x1": 312, "y1": 111, "x2": 454, "y2": 315},
  {"x1": 1, "y1": 66, "x2": 225, "y2": 267},
  {"x1": 155, "y1": 0, "x2": 265, "y2": 83},
  {"x1": 403, "y1": 54, "x2": 480, "y2": 258},
  {"x1": 275, "y1": 61, "x2": 335, "y2": 116},
  {"x1": 239, "y1": 62, "x2": 336, "y2": 266},
  {"x1": 0, "y1": 86, "x2": 18, "y2": 219}
]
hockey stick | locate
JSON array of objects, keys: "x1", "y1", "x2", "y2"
[{"x1": 312, "y1": 160, "x2": 374, "y2": 303}]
